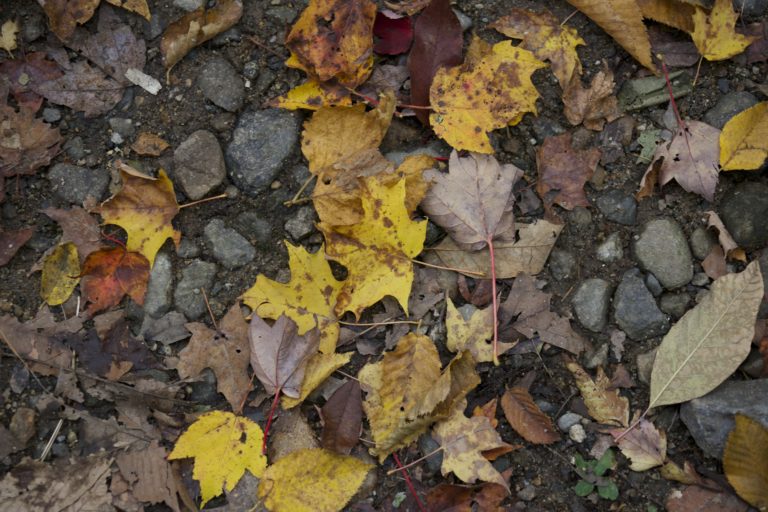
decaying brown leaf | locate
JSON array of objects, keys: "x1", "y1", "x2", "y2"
[
  {"x1": 37, "y1": 0, "x2": 101, "y2": 40},
  {"x1": 637, "y1": 0, "x2": 695, "y2": 32},
  {"x1": 666, "y1": 484, "x2": 750, "y2": 512},
  {"x1": 500, "y1": 386, "x2": 560, "y2": 444},
  {"x1": 131, "y1": 132, "x2": 170, "y2": 156},
  {"x1": 426, "y1": 482, "x2": 508, "y2": 512},
  {"x1": 42, "y1": 207, "x2": 102, "y2": 264},
  {"x1": 565, "y1": 359, "x2": 630, "y2": 427},
  {"x1": 0, "y1": 228, "x2": 33, "y2": 266},
  {"x1": 115, "y1": 441, "x2": 180, "y2": 512},
  {"x1": 321, "y1": 380, "x2": 363, "y2": 455},
  {"x1": 0, "y1": 52, "x2": 63, "y2": 111},
  {"x1": 0, "y1": 314, "x2": 74, "y2": 377},
  {"x1": 536, "y1": 132, "x2": 600, "y2": 211},
  {"x1": 562, "y1": 64, "x2": 622, "y2": 130}
]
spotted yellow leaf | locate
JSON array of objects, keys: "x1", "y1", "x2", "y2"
[
  {"x1": 40, "y1": 242, "x2": 80, "y2": 306},
  {"x1": 690, "y1": 0, "x2": 755, "y2": 61},
  {"x1": 271, "y1": 79, "x2": 352, "y2": 111},
  {"x1": 720, "y1": 102, "x2": 768, "y2": 171}
]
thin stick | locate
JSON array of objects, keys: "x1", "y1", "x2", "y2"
[
  {"x1": 487, "y1": 237, "x2": 500, "y2": 366},
  {"x1": 284, "y1": 174, "x2": 317, "y2": 207},
  {"x1": 201, "y1": 288, "x2": 218, "y2": 332},
  {"x1": 560, "y1": 9, "x2": 579, "y2": 26},
  {"x1": 262, "y1": 388, "x2": 282, "y2": 455},
  {"x1": 236, "y1": 372, "x2": 258, "y2": 415},
  {"x1": 178, "y1": 193, "x2": 228, "y2": 209},
  {"x1": 613, "y1": 408, "x2": 648, "y2": 442},
  {"x1": 338, "y1": 319, "x2": 420, "y2": 327},
  {"x1": 334, "y1": 370, "x2": 360, "y2": 382},
  {"x1": 392, "y1": 453, "x2": 427, "y2": 512},
  {"x1": 692, "y1": 55, "x2": 703, "y2": 87},
  {"x1": 39, "y1": 419, "x2": 63, "y2": 462},
  {"x1": 386, "y1": 446, "x2": 443, "y2": 475},
  {"x1": 412, "y1": 258, "x2": 486, "y2": 277}
]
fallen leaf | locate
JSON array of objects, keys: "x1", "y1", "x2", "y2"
[
  {"x1": 359, "y1": 64, "x2": 409, "y2": 97},
  {"x1": 426, "y1": 483, "x2": 508, "y2": 512},
  {"x1": 666, "y1": 485, "x2": 750, "y2": 512},
  {"x1": 445, "y1": 297, "x2": 514, "y2": 363},
  {"x1": 536, "y1": 132, "x2": 600, "y2": 211},
  {"x1": 115, "y1": 441, "x2": 180, "y2": 512},
  {"x1": 0, "y1": 228, "x2": 33, "y2": 266},
  {"x1": 500, "y1": 386, "x2": 560, "y2": 444},
  {"x1": 168, "y1": 411, "x2": 267, "y2": 508},
  {"x1": 257, "y1": 448, "x2": 372, "y2": 512},
  {"x1": 282, "y1": 351, "x2": 352, "y2": 408},
  {"x1": 131, "y1": 132, "x2": 169, "y2": 156},
  {"x1": 705, "y1": 210, "x2": 745, "y2": 262},
  {"x1": 270, "y1": 80, "x2": 352, "y2": 110},
  {"x1": 160, "y1": 0, "x2": 243, "y2": 71},
  {"x1": 384, "y1": 0, "x2": 430, "y2": 15},
  {"x1": 562, "y1": 64, "x2": 622, "y2": 130},
  {"x1": 0, "y1": 52, "x2": 63, "y2": 111},
  {"x1": 719, "y1": 101, "x2": 768, "y2": 171},
  {"x1": 691, "y1": 0, "x2": 755, "y2": 61},
  {"x1": 71, "y1": 319, "x2": 159, "y2": 380},
  {"x1": 321, "y1": 380, "x2": 363, "y2": 455},
  {"x1": 79, "y1": 247, "x2": 150, "y2": 315},
  {"x1": 37, "y1": 0, "x2": 100, "y2": 40},
  {"x1": 268, "y1": 408, "x2": 320, "y2": 462},
  {"x1": 319, "y1": 177, "x2": 427, "y2": 319},
  {"x1": 649, "y1": 261, "x2": 763, "y2": 409},
  {"x1": 96, "y1": 166, "x2": 181, "y2": 267},
  {"x1": 43, "y1": 207, "x2": 102, "y2": 264},
  {"x1": 103, "y1": 0, "x2": 151, "y2": 20},
  {"x1": 723, "y1": 414, "x2": 768, "y2": 510},
  {"x1": 638, "y1": 0, "x2": 695, "y2": 32},
  {"x1": 473, "y1": 397, "x2": 500, "y2": 428},
  {"x1": 373, "y1": 11, "x2": 413, "y2": 55},
  {"x1": 610, "y1": 418, "x2": 667, "y2": 471},
  {"x1": 660, "y1": 460, "x2": 704, "y2": 485},
  {"x1": 1, "y1": 20, "x2": 18, "y2": 55},
  {"x1": 430, "y1": 36, "x2": 546, "y2": 153},
  {"x1": 249, "y1": 314, "x2": 320, "y2": 398},
  {"x1": 565, "y1": 0, "x2": 655, "y2": 71},
  {"x1": 0, "y1": 314, "x2": 74, "y2": 377},
  {"x1": 565, "y1": 360, "x2": 629, "y2": 427},
  {"x1": 175, "y1": 306, "x2": 251, "y2": 410},
  {"x1": 285, "y1": 0, "x2": 376, "y2": 88},
  {"x1": 407, "y1": 0, "x2": 463, "y2": 124},
  {"x1": 40, "y1": 242, "x2": 80, "y2": 306},
  {"x1": 242, "y1": 243, "x2": 343, "y2": 354},
  {"x1": 491, "y1": 8, "x2": 585, "y2": 90},
  {"x1": 744, "y1": 21, "x2": 768, "y2": 64}
]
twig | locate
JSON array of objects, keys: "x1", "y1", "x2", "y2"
[
  {"x1": 334, "y1": 369, "x2": 359, "y2": 382},
  {"x1": 39, "y1": 419, "x2": 63, "y2": 462},
  {"x1": 178, "y1": 193, "x2": 228, "y2": 209},
  {"x1": 412, "y1": 258, "x2": 486, "y2": 277},
  {"x1": 487, "y1": 236, "x2": 500, "y2": 366},
  {"x1": 338, "y1": 319, "x2": 420, "y2": 327},
  {"x1": 392, "y1": 452, "x2": 427, "y2": 512},
  {"x1": 560, "y1": 9, "x2": 579, "y2": 26},
  {"x1": 284, "y1": 174, "x2": 317, "y2": 207},
  {"x1": 386, "y1": 446, "x2": 443, "y2": 475},
  {"x1": 201, "y1": 288, "x2": 218, "y2": 331},
  {"x1": 692, "y1": 56, "x2": 704, "y2": 87}
]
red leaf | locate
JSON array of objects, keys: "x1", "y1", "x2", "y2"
[
  {"x1": 373, "y1": 11, "x2": 414, "y2": 55},
  {"x1": 321, "y1": 380, "x2": 363, "y2": 454},
  {"x1": 80, "y1": 247, "x2": 150, "y2": 316}
]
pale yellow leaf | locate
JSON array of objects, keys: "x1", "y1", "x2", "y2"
[
  {"x1": 40, "y1": 242, "x2": 80, "y2": 306},
  {"x1": 1, "y1": 20, "x2": 18, "y2": 55},
  {"x1": 719, "y1": 102, "x2": 768, "y2": 171},
  {"x1": 565, "y1": 361, "x2": 629, "y2": 427},
  {"x1": 282, "y1": 352, "x2": 352, "y2": 409}
]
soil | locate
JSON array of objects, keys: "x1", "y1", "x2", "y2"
[{"x1": 1, "y1": 0, "x2": 766, "y2": 511}]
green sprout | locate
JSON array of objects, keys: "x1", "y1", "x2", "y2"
[{"x1": 572, "y1": 448, "x2": 619, "y2": 501}]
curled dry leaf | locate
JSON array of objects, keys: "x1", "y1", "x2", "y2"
[
  {"x1": 562, "y1": 64, "x2": 622, "y2": 131},
  {"x1": 80, "y1": 247, "x2": 150, "y2": 316},
  {"x1": 719, "y1": 101, "x2": 768, "y2": 171},
  {"x1": 723, "y1": 414, "x2": 768, "y2": 510},
  {"x1": 691, "y1": 0, "x2": 755, "y2": 61},
  {"x1": 282, "y1": 352, "x2": 352, "y2": 408},
  {"x1": 321, "y1": 380, "x2": 363, "y2": 455},
  {"x1": 565, "y1": 360, "x2": 629, "y2": 427},
  {"x1": 610, "y1": 418, "x2": 667, "y2": 471},
  {"x1": 500, "y1": 386, "x2": 560, "y2": 444},
  {"x1": 536, "y1": 132, "x2": 600, "y2": 211},
  {"x1": 705, "y1": 211, "x2": 745, "y2": 262}
]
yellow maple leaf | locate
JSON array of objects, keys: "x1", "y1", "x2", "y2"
[
  {"x1": 271, "y1": 79, "x2": 352, "y2": 111},
  {"x1": 720, "y1": 102, "x2": 768, "y2": 171},
  {"x1": 40, "y1": 242, "x2": 81, "y2": 306},
  {"x1": 318, "y1": 177, "x2": 426, "y2": 318},
  {"x1": 258, "y1": 448, "x2": 372, "y2": 512},
  {"x1": 242, "y1": 243, "x2": 343, "y2": 354},
  {"x1": 690, "y1": 0, "x2": 755, "y2": 61},
  {"x1": 97, "y1": 165, "x2": 180, "y2": 267},
  {"x1": 445, "y1": 297, "x2": 514, "y2": 363},
  {"x1": 168, "y1": 411, "x2": 267, "y2": 507},
  {"x1": 430, "y1": 37, "x2": 546, "y2": 153},
  {"x1": 282, "y1": 351, "x2": 352, "y2": 408}
]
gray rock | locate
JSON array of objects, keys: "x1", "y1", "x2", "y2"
[
  {"x1": 572, "y1": 278, "x2": 612, "y2": 332},
  {"x1": 636, "y1": 348, "x2": 657, "y2": 385},
  {"x1": 197, "y1": 56, "x2": 245, "y2": 112},
  {"x1": 141, "y1": 311, "x2": 191, "y2": 345},
  {"x1": 660, "y1": 292, "x2": 690, "y2": 318},
  {"x1": 532, "y1": 117, "x2": 565, "y2": 141},
  {"x1": 211, "y1": 27, "x2": 241, "y2": 47},
  {"x1": 226, "y1": 109, "x2": 300, "y2": 195},
  {"x1": 645, "y1": 273, "x2": 663, "y2": 297},
  {"x1": 109, "y1": 117, "x2": 135, "y2": 138},
  {"x1": 173, "y1": 0, "x2": 204, "y2": 10},
  {"x1": 596, "y1": 233, "x2": 623, "y2": 263},
  {"x1": 680, "y1": 379, "x2": 768, "y2": 459},
  {"x1": 174, "y1": 260, "x2": 217, "y2": 320},
  {"x1": 596, "y1": 189, "x2": 638, "y2": 225},
  {"x1": 266, "y1": 6, "x2": 298, "y2": 23},
  {"x1": 703, "y1": 91, "x2": 759, "y2": 129},
  {"x1": 558, "y1": 412, "x2": 583, "y2": 431},
  {"x1": 453, "y1": 9, "x2": 472, "y2": 31},
  {"x1": 203, "y1": 219, "x2": 255, "y2": 269},
  {"x1": 21, "y1": 11, "x2": 45, "y2": 43},
  {"x1": 284, "y1": 207, "x2": 316, "y2": 240},
  {"x1": 691, "y1": 272, "x2": 710, "y2": 287},
  {"x1": 143, "y1": 252, "x2": 173, "y2": 318},
  {"x1": 48, "y1": 164, "x2": 110, "y2": 205},
  {"x1": 690, "y1": 226, "x2": 716, "y2": 260},
  {"x1": 418, "y1": 434, "x2": 443, "y2": 474},
  {"x1": 384, "y1": 142, "x2": 444, "y2": 167},
  {"x1": 548, "y1": 249, "x2": 577, "y2": 281},
  {"x1": 173, "y1": 130, "x2": 226, "y2": 200},
  {"x1": 234, "y1": 211, "x2": 272, "y2": 245},
  {"x1": 243, "y1": 61, "x2": 260, "y2": 80},
  {"x1": 719, "y1": 182, "x2": 768, "y2": 249},
  {"x1": 42, "y1": 108, "x2": 61, "y2": 123},
  {"x1": 613, "y1": 269, "x2": 669, "y2": 340},
  {"x1": 633, "y1": 218, "x2": 693, "y2": 289},
  {"x1": 584, "y1": 343, "x2": 609, "y2": 369},
  {"x1": 568, "y1": 206, "x2": 592, "y2": 228},
  {"x1": 176, "y1": 238, "x2": 200, "y2": 258},
  {"x1": 517, "y1": 484, "x2": 537, "y2": 502},
  {"x1": 63, "y1": 136, "x2": 85, "y2": 160},
  {"x1": 188, "y1": 368, "x2": 219, "y2": 402}
]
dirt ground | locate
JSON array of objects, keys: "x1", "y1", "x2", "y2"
[{"x1": 1, "y1": 0, "x2": 767, "y2": 510}]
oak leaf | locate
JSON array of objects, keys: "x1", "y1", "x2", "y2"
[
  {"x1": 649, "y1": 261, "x2": 763, "y2": 409},
  {"x1": 445, "y1": 297, "x2": 514, "y2": 363},
  {"x1": 282, "y1": 351, "x2": 352, "y2": 408},
  {"x1": 719, "y1": 101, "x2": 768, "y2": 171},
  {"x1": 96, "y1": 165, "x2": 181, "y2": 267},
  {"x1": 80, "y1": 247, "x2": 150, "y2": 316},
  {"x1": 430, "y1": 37, "x2": 546, "y2": 153},
  {"x1": 500, "y1": 386, "x2": 560, "y2": 444},
  {"x1": 321, "y1": 380, "x2": 363, "y2": 455},
  {"x1": 168, "y1": 411, "x2": 267, "y2": 508},
  {"x1": 319, "y1": 177, "x2": 427, "y2": 319},
  {"x1": 536, "y1": 132, "x2": 600, "y2": 211},
  {"x1": 723, "y1": 414, "x2": 768, "y2": 510},
  {"x1": 565, "y1": 360, "x2": 629, "y2": 427},
  {"x1": 257, "y1": 448, "x2": 372, "y2": 512},
  {"x1": 40, "y1": 242, "x2": 80, "y2": 306},
  {"x1": 610, "y1": 418, "x2": 667, "y2": 471},
  {"x1": 690, "y1": 0, "x2": 755, "y2": 61}
]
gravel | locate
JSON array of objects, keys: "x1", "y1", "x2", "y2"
[
  {"x1": 613, "y1": 269, "x2": 669, "y2": 340},
  {"x1": 719, "y1": 181, "x2": 768, "y2": 249},
  {"x1": 596, "y1": 233, "x2": 623, "y2": 263},
  {"x1": 703, "y1": 91, "x2": 759, "y2": 129},
  {"x1": 142, "y1": 252, "x2": 173, "y2": 318},
  {"x1": 197, "y1": 55, "x2": 245, "y2": 112},
  {"x1": 659, "y1": 292, "x2": 690, "y2": 319},
  {"x1": 548, "y1": 249, "x2": 577, "y2": 281},
  {"x1": 572, "y1": 278, "x2": 612, "y2": 332},
  {"x1": 632, "y1": 218, "x2": 693, "y2": 289},
  {"x1": 203, "y1": 219, "x2": 255, "y2": 269},
  {"x1": 173, "y1": 130, "x2": 226, "y2": 200},
  {"x1": 689, "y1": 226, "x2": 716, "y2": 260},
  {"x1": 284, "y1": 206, "x2": 316, "y2": 241},
  {"x1": 47, "y1": 164, "x2": 110, "y2": 205},
  {"x1": 596, "y1": 189, "x2": 637, "y2": 225},
  {"x1": 173, "y1": 260, "x2": 218, "y2": 320}
]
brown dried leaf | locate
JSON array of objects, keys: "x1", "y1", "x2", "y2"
[
  {"x1": 43, "y1": 207, "x2": 102, "y2": 264},
  {"x1": 71, "y1": 319, "x2": 160, "y2": 380},
  {"x1": 536, "y1": 132, "x2": 600, "y2": 211},
  {"x1": 666, "y1": 485, "x2": 750, "y2": 512},
  {"x1": 565, "y1": 360, "x2": 630, "y2": 427},
  {"x1": 321, "y1": 379, "x2": 363, "y2": 455},
  {"x1": 115, "y1": 441, "x2": 180, "y2": 512},
  {"x1": 705, "y1": 211, "x2": 745, "y2": 261},
  {"x1": 0, "y1": 228, "x2": 33, "y2": 266},
  {"x1": 638, "y1": 0, "x2": 696, "y2": 32},
  {"x1": 500, "y1": 386, "x2": 560, "y2": 444},
  {"x1": 610, "y1": 418, "x2": 667, "y2": 471},
  {"x1": 131, "y1": 132, "x2": 170, "y2": 156},
  {"x1": 0, "y1": 52, "x2": 63, "y2": 111},
  {"x1": 0, "y1": 314, "x2": 74, "y2": 377},
  {"x1": 562, "y1": 65, "x2": 621, "y2": 130},
  {"x1": 37, "y1": 0, "x2": 101, "y2": 40},
  {"x1": 33, "y1": 58, "x2": 122, "y2": 117}
]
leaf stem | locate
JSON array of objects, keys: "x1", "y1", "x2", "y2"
[
  {"x1": 262, "y1": 387, "x2": 282, "y2": 455},
  {"x1": 178, "y1": 193, "x2": 228, "y2": 209},
  {"x1": 487, "y1": 236, "x2": 500, "y2": 366},
  {"x1": 338, "y1": 319, "x2": 420, "y2": 327},
  {"x1": 284, "y1": 174, "x2": 317, "y2": 207},
  {"x1": 412, "y1": 258, "x2": 486, "y2": 277},
  {"x1": 392, "y1": 452, "x2": 427, "y2": 512},
  {"x1": 386, "y1": 446, "x2": 444, "y2": 475},
  {"x1": 612, "y1": 408, "x2": 648, "y2": 442}
]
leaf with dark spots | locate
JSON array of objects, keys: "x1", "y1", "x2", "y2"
[{"x1": 321, "y1": 380, "x2": 363, "y2": 454}]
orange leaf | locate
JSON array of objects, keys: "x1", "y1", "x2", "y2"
[
  {"x1": 80, "y1": 247, "x2": 150, "y2": 315},
  {"x1": 500, "y1": 387, "x2": 560, "y2": 444}
]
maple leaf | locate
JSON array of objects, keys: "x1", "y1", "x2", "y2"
[
  {"x1": 80, "y1": 247, "x2": 150, "y2": 316},
  {"x1": 319, "y1": 177, "x2": 427, "y2": 319},
  {"x1": 242, "y1": 243, "x2": 342, "y2": 354},
  {"x1": 285, "y1": 0, "x2": 376, "y2": 88},
  {"x1": 430, "y1": 36, "x2": 546, "y2": 153},
  {"x1": 432, "y1": 404, "x2": 511, "y2": 490},
  {"x1": 168, "y1": 411, "x2": 267, "y2": 508},
  {"x1": 610, "y1": 418, "x2": 667, "y2": 471},
  {"x1": 500, "y1": 386, "x2": 560, "y2": 445},
  {"x1": 96, "y1": 165, "x2": 181, "y2": 267},
  {"x1": 719, "y1": 101, "x2": 768, "y2": 171},
  {"x1": 565, "y1": 360, "x2": 629, "y2": 427},
  {"x1": 321, "y1": 380, "x2": 363, "y2": 455},
  {"x1": 257, "y1": 448, "x2": 373, "y2": 512},
  {"x1": 175, "y1": 306, "x2": 251, "y2": 410},
  {"x1": 690, "y1": 0, "x2": 755, "y2": 61},
  {"x1": 445, "y1": 297, "x2": 514, "y2": 363},
  {"x1": 40, "y1": 242, "x2": 80, "y2": 306},
  {"x1": 562, "y1": 64, "x2": 622, "y2": 130},
  {"x1": 282, "y1": 351, "x2": 352, "y2": 408},
  {"x1": 724, "y1": 414, "x2": 768, "y2": 510},
  {"x1": 42, "y1": 207, "x2": 102, "y2": 264},
  {"x1": 536, "y1": 132, "x2": 600, "y2": 211},
  {"x1": 491, "y1": 8, "x2": 585, "y2": 91}
]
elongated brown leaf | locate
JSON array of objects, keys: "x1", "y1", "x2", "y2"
[
  {"x1": 321, "y1": 380, "x2": 362, "y2": 455},
  {"x1": 249, "y1": 314, "x2": 320, "y2": 398},
  {"x1": 500, "y1": 387, "x2": 560, "y2": 444},
  {"x1": 649, "y1": 261, "x2": 763, "y2": 409},
  {"x1": 724, "y1": 414, "x2": 768, "y2": 510},
  {"x1": 565, "y1": 360, "x2": 629, "y2": 427}
]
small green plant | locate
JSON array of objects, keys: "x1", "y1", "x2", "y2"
[{"x1": 572, "y1": 448, "x2": 619, "y2": 500}]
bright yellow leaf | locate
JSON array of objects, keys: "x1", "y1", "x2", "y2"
[
  {"x1": 242, "y1": 243, "x2": 343, "y2": 354},
  {"x1": 318, "y1": 177, "x2": 427, "y2": 318},
  {"x1": 271, "y1": 80, "x2": 352, "y2": 111},
  {"x1": 445, "y1": 297, "x2": 514, "y2": 363},
  {"x1": 720, "y1": 102, "x2": 768, "y2": 171},
  {"x1": 282, "y1": 351, "x2": 352, "y2": 408},
  {"x1": 690, "y1": 0, "x2": 755, "y2": 61},
  {"x1": 257, "y1": 448, "x2": 372, "y2": 512},
  {"x1": 168, "y1": 411, "x2": 267, "y2": 508},
  {"x1": 40, "y1": 242, "x2": 80, "y2": 306},
  {"x1": 1, "y1": 20, "x2": 18, "y2": 55},
  {"x1": 430, "y1": 37, "x2": 546, "y2": 153}
]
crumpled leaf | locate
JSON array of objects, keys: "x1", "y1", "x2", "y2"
[
  {"x1": 565, "y1": 360, "x2": 629, "y2": 427},
  {"x1": 562, "y1": 64, "x2": 622, "y2": 130},
  {"x1": 131, "y1": 132, "x2": 169, "y2": 156},
  {"x1": 242, "y1": 243, "x2": 342, "y2": 354},
  {"x1": 175, "y1": 306, "x2": 251, "y2": 410},
  {"x1": 691, "y1": 0, "x2": 755, "y2": 61},
  {"x1": 282, "y1": 351, "x2": 352, "y2": 408},
  {"x1": 40, "y1": 242, "x2": 80, "y2": 306},
  {"x1": 723, "y1": 414, "x2": 768, "y2": 510},
  {"x1": 249, "y1": 314, "x2": 320, "y2": 398},
  {"x1": 719, "y1": 101, "x2": 768, "y2": 171},
  {"x1": 270, "y1": 80, "x2": 352, "y2": 111},
  {"x1": 536, "y1": 132, "x2": 600, "y2": 211},
  {"x1": 319, "y1": 177, "x2": 427, "y2": 319},
  {"x1": 610, "y1": 418, "x2": 667, "y2": 471},
  {"x1": 168, "y1": 411, "x2": 267, "y2": 508},
  {"x1": 1, "y1": 20, "x2": 18, "y2": 55},
  {"x1": 705, "y1": 210, "x2": 745, "y2": 262},
  {"x1": 79, "y1": 247, "x2": 149, "y2": 315},
  {"x1": 445, "y1": 297, "x2": 514, "y2": 362},
  {"x1": 0, "y1": 228, "x2": 33, "y2": 266},
  {"x1": 649, "y1": 261, "x2": 763, "y2": 409},
  {"x1": 373, "y1": 11, "x2": 413, "y2": 55},
  {"x1": 36, "y1": 0, "x2": 100, "y2": 40},
  {"x1": 160, "y1": 0, "x2": 243, "y2": 70},
  {"x1": 430, "y1": 36, "x2": 546, "y2": 153},
  {"x1": 43, "y1": 207, "x2": 102, "y2": 264},
  {"x1": 433, "y1": 404, "x2": 511, "y2": 490},
  {"x1": 321, "y1": 380, "x2": 363, "y2": 455},
  {"x1": 96, "y1": 165, "x2": 180, "y2": 267},
  {"x1": 257, "y1": 448, "x2": 372, "y2": 512},
  {"x1": 500, "y1": 386, "x2": 560, "y2": 444},
  {"x1": 491, "y1": 8, "x2": 585, "y2": 90},
  {"x1": 285, "y1": 0, "x2": 376, "y2": 88}
]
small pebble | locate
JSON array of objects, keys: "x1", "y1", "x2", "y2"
[{"x1": 569, "y1": 424, "x2": 587, "y2": 443}]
